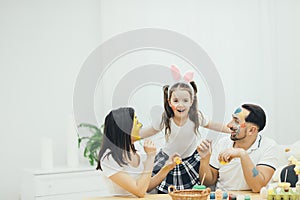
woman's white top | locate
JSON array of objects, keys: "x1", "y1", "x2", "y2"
[{"x1": 101, "y1": 151, "x2": 145, "y2": 196}]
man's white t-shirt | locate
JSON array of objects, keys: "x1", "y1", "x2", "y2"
[
  {"x1": 101, "y1": 151, "x2": 145, "y2": 195},
  {"x1": 210, "y1": 135, "x2": 280, "y2": 191}
]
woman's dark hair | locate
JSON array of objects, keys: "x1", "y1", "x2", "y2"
[
  {"x1": 96, "y1": 107, "x2": 137, "y2": 170},
  {"x1": 242, "y1": 104, "x2": 266, "y2": 132},
  {"x1": 162, "y1": 81, "x2": 202, "y2": 139}
]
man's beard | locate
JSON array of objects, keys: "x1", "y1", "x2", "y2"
[{"x1": 230, "y1": 132, "x2": 247, "y2": 141}]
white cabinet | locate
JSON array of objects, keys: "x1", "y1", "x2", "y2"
[{"x1": 21, "y1": 165, "x2": 110, "y2": 200}]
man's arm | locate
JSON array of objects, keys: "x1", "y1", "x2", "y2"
[
  {"x1": 199, "y1": 156, "x2": 219, "y2": 186},
  {"x1": 197, "y1": 139, "x2": 219, "y2": 186},
  {"x1": 239, "y1": 149, "x2": 275, "y2": 192},
  {"x1": 219, "y1": 148, "x2": 275, "y2": 192}
]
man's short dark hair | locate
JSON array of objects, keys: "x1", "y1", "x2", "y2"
[{"x1": 242, "y1": 104, "x2": 266, "y2": 132}]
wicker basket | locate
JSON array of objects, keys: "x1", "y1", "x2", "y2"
[{"x1": 168, "y1": 185, "x2": 211, "y2": 200}]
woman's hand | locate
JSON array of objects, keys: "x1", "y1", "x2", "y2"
[
  {"x1": 143, "y1": 139, "x2": 156, "y2": 156},
  {"x1": 163, "y1": 153, "x2": 182, "y2": 170}
]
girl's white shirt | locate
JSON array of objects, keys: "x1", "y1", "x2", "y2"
[
  {"x1": 152, "y1": 111, "x2": 209, "y2": 158},
  {"x1": 101, "y1": 150, "x2": 146, "y2": 196}
]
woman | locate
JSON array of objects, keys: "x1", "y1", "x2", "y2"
[{"x1": 97, "y1": 107, "x2": 178, "y2": 197}]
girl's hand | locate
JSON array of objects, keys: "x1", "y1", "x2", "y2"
[
  {"x1": 143, "y1": 139, "x2": 156, "y2": 156},
  {"x1": 197, "y1": 139, "x2": 212, "y2": 159}
]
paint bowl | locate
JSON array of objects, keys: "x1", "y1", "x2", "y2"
[
  {"x1": 192, "y1": 184, "x2": 206, "y2": 190},
  {"x1": 278, "y1": 182, "x2": 291, "y2": 192}
]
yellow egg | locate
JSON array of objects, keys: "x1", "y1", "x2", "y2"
[
  {"x1": 174, "y1": 157, "x2": 182, "y2": 165},
  {"x1": 220, "y1": 160, "x2": 228, "y2": 165}
]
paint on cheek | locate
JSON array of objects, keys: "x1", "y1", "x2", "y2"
[
  {"x1": 252, "y1": 167, "x2": 259, "y2": 177},
  {"x1": 131, "y1": 116, "x2": 142, "y2": 140},
  {"x1": 240, "y1": 123, "x2": 246, "y2": 128},
  {"x1": 170, "y1": 104, "x2": 177, "y2": 111},
  {"x1": 235, "y1": 125, "x2": 241, "y2": 134}
]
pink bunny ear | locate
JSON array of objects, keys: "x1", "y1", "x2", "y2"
[
  {"x1": 171, "y1": 65, "x2": 181, "y2": 81},
  {"x1": 183, "y1": 71, "x2": 194, "y2": 82}
]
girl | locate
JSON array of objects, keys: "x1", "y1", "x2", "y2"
[
  {"x1": 96, "y1": 107, "x2": 178, "y2": 197},
  {"x1": 140, "y1": 81, "x2": 230, "y2": 193}
]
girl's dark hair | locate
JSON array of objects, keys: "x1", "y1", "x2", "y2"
[
  {"x1": 162, "y1": 81, "x2": 201, "y2": 140},
  {"x1": 242, "y1": 104, "x2": 266, "y2": 132},
  {"x1": 96, "y1": 107, "x2": 137, "y2": 170}
]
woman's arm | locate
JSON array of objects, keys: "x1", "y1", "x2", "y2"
[
  {"x1": 109, "y1": 140, "x2": 156, "y2": 198},
  {"x1": 147, "y1": 154, "x2": 180, "y2": 192},
  {"x1": 109, "y1": 157, "x2": 155, "y2": 197}
]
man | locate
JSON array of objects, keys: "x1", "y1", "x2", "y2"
[{"x1": 198, "y1": 104, "x2": 279, "y2": 192}]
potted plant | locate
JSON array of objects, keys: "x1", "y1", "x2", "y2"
[{"x1": 77, "y1": 123, "x2": 103, "y2": 166}]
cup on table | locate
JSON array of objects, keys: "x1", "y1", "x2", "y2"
[{"x1": 278, "y1": 182, "x2": 291, "y2": 192}]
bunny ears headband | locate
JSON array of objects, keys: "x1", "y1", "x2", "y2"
[
  {"x1": 168, "y1": 65, "x2": 196, "y2": 96},
  {"x1": 171, "y1": 65, "x2": 194, "y2": 83}
]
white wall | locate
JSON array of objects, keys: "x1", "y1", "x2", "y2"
[
  {"x1": 1, "y1": 0, "x2": 299, "y2": 199},
  {"x1": 97, "y1": 0, "x2": 300, "y2": 143},
  {"x1": 0, "y1": 0, "x2": 101, "y2": 199}
]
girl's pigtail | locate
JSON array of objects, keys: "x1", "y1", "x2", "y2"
[
  {"x1": 189, "y1": 81, "x2": 200, "y2": 134},
  {"x1": 189, "y1": 81, "x2": 198, "y2": 94},
  {"x1": 163, "y1": 85, "x2": 172, "y2": 140}
]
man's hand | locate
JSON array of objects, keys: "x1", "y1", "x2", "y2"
[
  {"x1": 218, "y1": 148, "x2": 246, "y2": 163},
  {"x1": 197, "y1": 139, "x2": 212, "y2": 159}
]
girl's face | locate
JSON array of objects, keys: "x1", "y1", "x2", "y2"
[
  {"x1": 169, "y1": 89, "x2": 193, "y2": 119},
  {"x1": 131, "y1": 114, "x2": 143, "y2": 141}
]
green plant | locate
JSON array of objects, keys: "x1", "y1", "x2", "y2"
[{"x1": 77, "y1": 123, "x2": 104, "y2": 166}]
